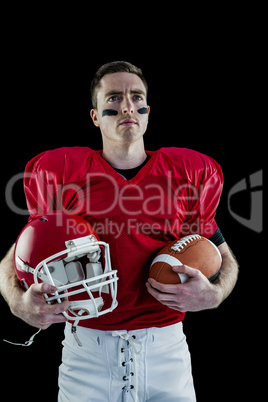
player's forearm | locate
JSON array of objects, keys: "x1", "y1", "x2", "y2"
[
  {"x1": 214, "y1": 242, "x2": 239, "y2": 306},
  {"x1": 0, "y1": 244, "x2": 24, "y2": 314}
]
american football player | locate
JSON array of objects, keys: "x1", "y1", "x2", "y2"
[{"x1": 0, "y1": 61, "x2": 238, "y2": 402}]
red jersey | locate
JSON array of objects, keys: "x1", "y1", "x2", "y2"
[{"x1": 24, "y1": 146, "x2": 223, "y2": 330}]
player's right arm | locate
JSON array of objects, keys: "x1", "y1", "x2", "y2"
[{"x1": 0, "y1": 244, "x2": 70, "y2": 329}]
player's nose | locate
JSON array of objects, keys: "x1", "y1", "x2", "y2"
[{"x1": 122, "y1": 96, "x2": 134, "y2": 114}]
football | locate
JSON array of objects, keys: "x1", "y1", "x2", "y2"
[{"x1": 149, "y1": 234, "x2": 222, "y2": 284}]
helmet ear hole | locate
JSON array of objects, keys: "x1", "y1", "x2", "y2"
[{"x1": 65, "y1": 261, "x2": 85, "y2": 283}]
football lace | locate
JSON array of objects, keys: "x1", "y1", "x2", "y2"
[{"x1": 171, "y1": 234, "x2": 201, "y2": 252}]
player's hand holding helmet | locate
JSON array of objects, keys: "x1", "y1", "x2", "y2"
[{"x1": 14, "y1": 213, "x2": 118, "y2": 328}]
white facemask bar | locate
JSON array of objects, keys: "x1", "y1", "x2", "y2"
[{"x1": 44, "y1": 270, "x2": 118, "y2": 320}]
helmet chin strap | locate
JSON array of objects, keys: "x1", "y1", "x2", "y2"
[
  {"x1": 69, "y1": 297, "x2": 104, "y2": 346},
  {"x1": 3, "y1": 328, "x2": 42, "y2": 347},
  {"x1": 71, "y1": 315, "x2": 84, "y2": 347},
  {"x1": 2, "y1": 298, "x2": 104, "y2": 347}
]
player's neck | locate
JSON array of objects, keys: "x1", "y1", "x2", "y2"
[{"x1": 102, "y1": 139, "x2": 147, "y2": 169}]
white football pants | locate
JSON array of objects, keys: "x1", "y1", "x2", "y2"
[{"x1": 58, "y1": 322, "x2": 196, "y2": 402}]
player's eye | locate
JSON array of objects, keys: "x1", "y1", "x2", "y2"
[
  {"x1": 108, "y1": 95, "x2": 121, "y2": 102},
  {"x1": 133, "y1": 95, "x2": 142, "y2": 101}
]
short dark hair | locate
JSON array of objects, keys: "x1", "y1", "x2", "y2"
[{"x1": 90, "y1": 61, "x2": 148, "y2": 109}]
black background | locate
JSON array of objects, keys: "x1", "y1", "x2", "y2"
[{"x1": 0, "y1": 12, "x2": 264, "y2": 402}]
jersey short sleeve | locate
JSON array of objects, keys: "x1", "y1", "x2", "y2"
[
  {"x1": 181, "y1": 149, "x2": 223, "y2": 238},
  {"x1": 24, "y1": 147, "x2": 94, "y2": 217},
  {"x1": 158, "y1": 148, "x2": 224, "y2": 239}
]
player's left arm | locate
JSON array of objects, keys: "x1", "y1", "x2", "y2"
[
  {"x1": 146, "y1": 242, "x2": 239, "y2": 312},
  {"x1": 211, "y1": 241, "x2": 239, "y2": 305}
]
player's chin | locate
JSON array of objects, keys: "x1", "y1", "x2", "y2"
[{"x1": 118, "y1": 126, "x2": 145, "y2": 140}]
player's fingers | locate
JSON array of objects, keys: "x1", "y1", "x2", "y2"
[
  {"x1": 147, "y1": 278, "x2": 179, "y2": 294},
  {"x1": 38, "y1": 312, "x2": 68, "y2": 329},
  {"x1": 146, "y1": 281, "x2": 163, "y2": 300},
  {"x1": 31, "y1": 282, "x2": 57, "y2": 295},
  {"x1": 47, "y1": 310, "x2": 69, "y2": 324},
  {"x1": 165, "y1": 302, "x2": 186, "y2": 312},
  {"x1": 172, "y1": 264, "x2": 198, "y2": 277},
  {"x1": 48, "y1": 299, "x2": 70, "y2": 315},
  {"x1": 37, "y1": 300, "x2": 70, "y2": 329},
  {"x1": 146, "y1": 281, "x2": 177, "y2": 301}
]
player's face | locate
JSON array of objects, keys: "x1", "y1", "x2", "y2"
[{"x1": 91, "y1": 72, "x2": 150, "y2": 145}]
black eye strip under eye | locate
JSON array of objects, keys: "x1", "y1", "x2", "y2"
[
  {"x1": 102, "y1": 108, "x2": 148, "y2": 117},
  {"x1": 102, "y1": 109, "x2": 118, "y2": 117},
  {"x1": 137, "y1": 107, "x2": 148, "y2": 114}
]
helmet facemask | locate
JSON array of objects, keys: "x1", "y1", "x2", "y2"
[
  {"x1": 16, "y1": 233, "x2": 118, "y2": 321},
  {"x1": 14, "y1": 213, "x2": 119, "y2": 346}
]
